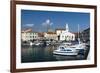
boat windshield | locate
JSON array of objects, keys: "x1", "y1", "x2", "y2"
[
  {"x1": 60, "y1": 47, "x2": 65, "y2": 51},
  {"x1": 59, "y1": 47, "x2": 72, "y2": 51},
  {"x1": 60, "y1": 47, "x2": 64, "y2": 49}
]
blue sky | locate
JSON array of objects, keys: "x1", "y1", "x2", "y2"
[{"x1": 21, "y1": 10, "x2": 90, "y2": 33}]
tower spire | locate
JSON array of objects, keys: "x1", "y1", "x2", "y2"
[{"x1": 66, "y1": 23, "x2": 69, "y2": 32}]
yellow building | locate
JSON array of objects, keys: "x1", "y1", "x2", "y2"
[{"x1": 44, "y1": 32, "x2": 58, "y2": 41}]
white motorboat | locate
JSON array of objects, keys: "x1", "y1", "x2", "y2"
[
  {"x1": 53, "y1": 40, "x2": 86, "y2": 56},
  {"x1": 53, "y1": 45, "x2": 78, "y2": 55}
]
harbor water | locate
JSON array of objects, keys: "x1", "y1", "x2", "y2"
[{"x1": 21, "y1": 44, "x2": 90, "y2": 63}]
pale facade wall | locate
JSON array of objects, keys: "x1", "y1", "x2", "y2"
[
  {"x1": 56, "y1": 30, "x2": 65, "y2": 36},
  {"x1": 21, "y1": 32, "x2": 38, "y2": 41}
]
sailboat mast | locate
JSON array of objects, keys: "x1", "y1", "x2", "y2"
[
  {"x1": 78, "y1": 24, "x2": 79, "y2": 39},
  {"x1": 78, "y1": 24, "x2": 80, "y2": 44}
]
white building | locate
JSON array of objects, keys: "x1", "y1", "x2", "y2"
[
  {"x1": 56, "y1": 29, "x2": 65, "y2": 40},
  {"x1": 58, "y1": 24, "x2": 75, "y2": 41},
  {"x1": 21, "y1": 29, "x2": 38, "y2": 41}
]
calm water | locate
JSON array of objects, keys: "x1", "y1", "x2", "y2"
[{"x1": 21, "y1": 45, "x2": 89, "y2": 63}]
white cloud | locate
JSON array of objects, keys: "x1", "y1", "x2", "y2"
[
  {"x1": 24, "y1": 24, "x2": 34, "y2": 27},
  {"x1": 46, "y1": 19, "x2": 50, "y2": 24},
  {"x1": 42, "y1": 19, "x2": 53, "y2": 26},
  {"x1": 42, "y1": 22, "x2": 46, "y2": 26}
]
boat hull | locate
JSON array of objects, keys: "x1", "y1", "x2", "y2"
[{"x1": 53, "y1": 51, "x2": 78, "y2": 56}]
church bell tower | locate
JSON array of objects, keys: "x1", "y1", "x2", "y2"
[{"x1": 66, "y1": 23, "x2": 69, "y2": 32}]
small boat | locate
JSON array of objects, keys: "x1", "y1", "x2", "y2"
[
  {"x1": 30, "y1": 42, "x2": 33, "y2": 46},
  {"x1": 35, "y1": 42, "x2": 41, "y2": 46},
  {"x1": 29, "y1": 42, "x2": 35, "y2": 46}
]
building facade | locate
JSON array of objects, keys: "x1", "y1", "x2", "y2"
[
  {"x1": 56, "y1": 29, "x2": 65, "y2": 36},
  {"x1": 38, "y1": 32, "x2": 45, "y2": 40}
]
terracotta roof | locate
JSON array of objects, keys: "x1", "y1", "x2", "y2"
[
  {"x1": 21, "y1": 28, "x2": 33, "y2": 33},
  {"x1": 47, "y1": 32, "x2": 56, "y2": 34}
]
